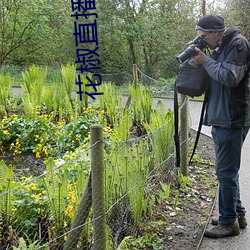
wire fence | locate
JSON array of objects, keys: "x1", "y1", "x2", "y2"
[
  {"x1": 137, "y1": 68, "x2": 175, "y2": 94},
  {"x1": 0, "y1": 114, "x2": 190, "y2": 249},
  {"x1": 0, "y1": 65, "x2": 191, "y2": 249},
  {"x1": 101, "y1": 70, "x2": 133, "y2": 86}
]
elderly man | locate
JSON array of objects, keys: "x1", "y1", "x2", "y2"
[{"x1": 192, "y1": 15, "x2": 250, "y2": 238}]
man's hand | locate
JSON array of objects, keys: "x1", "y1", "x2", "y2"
[{"x1": 192, "y1": 47, "x2": 207, "y2": 64}]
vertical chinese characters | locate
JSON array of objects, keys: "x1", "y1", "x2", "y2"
[{"x1": 71, "y1": 0, "x2": 103, "y2": 100}]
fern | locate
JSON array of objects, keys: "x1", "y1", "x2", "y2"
[
  {"x1": 0, "y1": 160, "x2": 14, "y2": 221},
  {"x1": 98, "y1": 82, "x2": 122, "y2": 128},
  {"x1": 21, "y1": 65, "x2": 47, "y2": 118},
  {"x1": 43, "y1": 84, "x2": 55, "y2": 114},
  {"x1": 0, "y1": 73, "x2": 12, "y2": 115},
  {"x1": 144, "y1": 100, "x2": 174, "y2": 163},
  {"x1": 43, "y1": 159, "x2": 68, "y2": 228},
  {"x1": 129, "y1": 83, "x2": 152, "y2": 125},
  {"x1": 61, "y1": 63, "x2": 75, "y2": 100}
]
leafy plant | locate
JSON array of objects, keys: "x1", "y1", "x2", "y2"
[
  {"x1": 43, "y1": 84, "x2": 56, "y2": 114},
  {"x1": 105, "y1": 136, "x2": 154, "y2": 246},
  {"x1": 172, "y1": 190, "x2": 180, "y2": 210},
  {"x1": 145, "y1": 100, "x2": 174, "y2": 164},
  {"x1": 60, "y1": 63, "x2": 75, "y2": 101},
  {"x1": 129, "y1": 83, "x2": 153, "y2": 129},
  {"x1": 43, "y1": 161, "x2": 69, "y2": 214},
  {"x1": 178, "y1": 173, "x2": 192, "y2": 189},
  {"x1": 0, "y1": 108, "x2": 104, "y2": 158},
  {"x1": 98, "y1": 81, "x2": 123, "y2": 128},
  {"x1": 0, "y1": 73, "x2": 12, "y2": 116},
  {"x1": 13, "y1": 236, "x2": 43, "y2": 250},
  {"x1": 158, "y1": 182, "x2": 171, "y2": 203},
  {"x1": 12, "y1": 176, "x2": 49, "y2": 241},
  {"x1": 21, "y1": 65, "x2": 47, "y2": 118},
  {"x1": 117, "y1": 233, "x2": 163, "y2": 250},
  {"x1": 0, "y1": 161, "x2": 15, "y2": 222}
]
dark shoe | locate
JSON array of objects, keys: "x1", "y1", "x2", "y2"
[
  {"x1": 238, "y1": 215, "x2": 247, "y2": 228},
  {"x1": 211, "y1": 214, "x2": 247, "y2": 229},
  {"x1": 204, "y1": 222, "x2": 240, "y2": 238}
]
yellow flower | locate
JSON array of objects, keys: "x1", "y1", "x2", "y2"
[
  {"x1": 26, "y1": 183, "x2": 37, "y2": 191},
  {"x1": 21, "y1": 176, "x2": 32, "y2": 181},
  {"x1": 42, "y1": 147, "x2": 49, "y2": 157},
  {"x1": 65, "y1": 205, "x2": 74, "y2": 218},
  {"x1": 32, "y1": 193, "x2": 42, "y2": 201},
  {"x1": 3, "y1": 130, "x2": 10, "y2": 135},
  {"x1": 12, "y1": 207, "x2": 17, "y2": 212},
  {"x1": 71, "y1": 195, "x2": 76, "y2": 204},
  {"x1": 36, "y1": 152, "x2": 41, "y2": 159},
  {"x1": 14, "y1": 149, "x2": 21, "y2": 155}
]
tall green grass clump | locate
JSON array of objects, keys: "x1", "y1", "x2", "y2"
[
  {"x1": 21, "y1": 65, "x2": 47, "y2": 118},
  {"x1": 145, "y1": 100, "x2": 175, "y2": 164},
  {"x1": 98, "y1": 81, "x2": 123, "y2": 128},
  {"x1": 0, "y1": 73, "x2": 12, "y2": 116},
  {"x1": 61, "y1": 63, "x2": 75, "y2": 102},
  {"x1": 129, "y1": 84, "x2": 153, "y2": 135}
]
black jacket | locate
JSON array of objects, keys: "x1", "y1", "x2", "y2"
[{"x1": 203, "y1": 26, "x2": 250, "y2": 128}]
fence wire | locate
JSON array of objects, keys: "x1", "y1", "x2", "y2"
[
  {"x1": 138, "y1": 67, "x2": 175, "y2": 96},
  {"x1": 101, "y1": 70, "x2": 133, "y2": 86}
]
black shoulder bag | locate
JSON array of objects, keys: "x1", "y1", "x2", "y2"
[
  {"x1": 174, "y1": 58, "x2": 210, "y2": 168},
  {"x1": 175, "y1": 58, "x2": 208, "y2": 97}
]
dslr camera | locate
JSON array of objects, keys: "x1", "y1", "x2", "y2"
[{"x1": 176, "y1": 36, "x2": 208, "y2": 64}]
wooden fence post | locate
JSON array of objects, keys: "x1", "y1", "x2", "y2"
[
  {"x1": 125, "y1": 64, "x2": 138, "y2": 109},
  {"x1": 91, "y1": 124, "x2": 106, "y2": 250},
  {"x1": 133, "y1": 64, "x2": 138, "y2": 86}
]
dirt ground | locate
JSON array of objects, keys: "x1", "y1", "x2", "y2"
[{"x1": 159, "y1": 130, "x2": 217, "y2": 250}]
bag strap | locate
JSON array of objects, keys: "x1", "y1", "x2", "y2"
[
  {"x1": 188, "y1": 91, "x2": 208, "y2": 164},
  {"x1": 174, "y1": 80, "x2": 180, "y2": 168}
]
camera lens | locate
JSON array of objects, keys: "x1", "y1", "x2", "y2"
[{"x1": 176, "y1": 44, "x2": 198, "y2": 63}]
